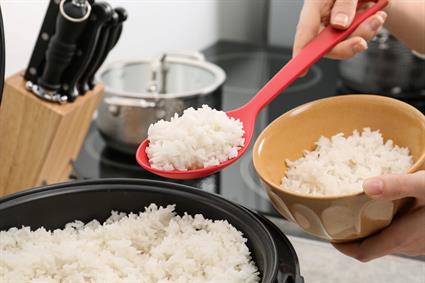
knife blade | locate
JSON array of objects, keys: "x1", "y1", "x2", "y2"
[
  {"x1": 37, "y1": 0, "x2": 92, "y2": 98},
  {"x1": 60, "y1": 2, "x2": 113, "y2": 101},
  {"x1": 77, "y1": 10, "x2": 118, "y2": 95},
  {"x1": 86, "y1": 7, "x2": 128, "y2": 89},
  {"x1": 24, "y1": 0, "x2": 61, "y2": 84}
]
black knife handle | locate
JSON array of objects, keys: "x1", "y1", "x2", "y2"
[
  {"x1": 111, "y1": 7, "x2": 128, "y2": 48},
  {"x1": 87, "y1": 7, "x2": 128, "y2": 89},
  {"x1": 61, "y1": 2, "x2": 113, "y2": 100},
  {"x1": 77, "y1": 11, "x2": 119, "y2": 94},
  {"x1": 38, "y1": 0, "x2": 91, "y2": 91}
]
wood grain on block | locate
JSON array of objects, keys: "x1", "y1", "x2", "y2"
[{"x1": 0, "y1": 73, "x2": 104, "y2": 195}]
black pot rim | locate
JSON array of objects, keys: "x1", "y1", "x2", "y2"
[{"x1": 252, "y1": 212, "x2": 303, "y2": 281}]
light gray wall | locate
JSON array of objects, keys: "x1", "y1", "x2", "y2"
[
  {"x1": 2, "y1": 0, "x2": 267, "y2": 77},
  {"x1": 268, "y1": 0, "x2": 303, "y2": 47},
  {"x1": 217, "y1": 0, "x2": 267, "y2": 44}
]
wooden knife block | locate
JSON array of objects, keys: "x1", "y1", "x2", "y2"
[{"x1": 0, "y1": 73, "x2": 104, "y2": 196}]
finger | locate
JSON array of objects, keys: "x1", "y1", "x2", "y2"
[
  {"x1": 325, "y1": 36, "x2": 368, "y2": 60},
  {"x1": 332, "y1": 241, "x2": 362, "y2": 259},
  {"x1": 333, "y1": 207, "x2": 425, "y2": 262},
  {"x1": 326, "y1": 11, "x2": 387, "y2": 60},
  {"x1": 293, "y1": 4, "x2": 322, "y2": 76},
  {"x1": 293, "y1": 3, "x2": 322, "y2": 58},
  {"x1": 347, "y1": 11, "x2": 387, "y2": 42},
  {"x1": 299, "y1": 69, "x2": 309, "y2": 78},
  {"x1": 331, "y1": 0, "x2": 359, "y2": 29},
  {"x1": 363, "y1": 171, "x2": 425, "y2": 200}
]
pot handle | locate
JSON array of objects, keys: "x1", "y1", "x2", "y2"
[
  {"x1": 104, "y1": 96, "x2": 156, "y2": 108},
  {"x1": 276, "y1": 266, "x2": 305, "y2": 283},
  {"x1": 287, "y1": 274, "x2": 304, "y2": 283},
  {"x1": 163, "y1": 51, "x2": 206, "y2": 62},
  {"x1": 147, "y1": 51, "x2": 206, "y2": 94}
]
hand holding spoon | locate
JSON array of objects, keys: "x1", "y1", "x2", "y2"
[{"x1": 136, "y1": 0, "x2": 388, "y2": 180}]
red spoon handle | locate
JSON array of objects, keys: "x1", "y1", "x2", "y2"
[{"x1": 244, "y1": 0, "x2": 388, "y2": 114}]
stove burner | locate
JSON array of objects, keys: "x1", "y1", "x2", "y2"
[
  {"x1": 239, "y1": 149, "x2": 270, "y2": 200},
  {"x1": 84, "y1": 130, "x2": 140, "y2": 171},
  {"x1": 74, "y1": 126, "x2": 221, "y2": 192},
  {"x1": 337, "y1": 81, "x2": 425, "y2": 113},
  {"x1": 209, "y1": 51, "x2": 322, "y2": 95}
]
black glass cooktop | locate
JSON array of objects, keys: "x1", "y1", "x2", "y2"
[{"x1": 73, "y1": 41, "x2": 424, "y2": 218}]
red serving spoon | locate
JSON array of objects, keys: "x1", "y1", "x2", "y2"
[{"x1": 136, "y1": 0, "x2": 388, "y2": 180}]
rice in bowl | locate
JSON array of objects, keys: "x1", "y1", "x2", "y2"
[
  {"x1": 146, "y1": 105, "x2": 245, "y2": 171},
  {"x1": 282, "y1": 128, "x2": 413, "y2": 196},
  {"x1": 0, "y1": 204, "x2": 259, "y2": 283}
]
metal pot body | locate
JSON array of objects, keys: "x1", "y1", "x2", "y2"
[
  {"x1": 0, "y1": 179, "x2": 303, "y2": 283},
  {"x1": 339, "y1": 29, "x2": 425, "y2": 95},
  {"x1": 96, "y1": 87, "x2": 223, "y2": 154},
  {"x1": 96, "y1": 53, "x2": 225, "y2": 154}
]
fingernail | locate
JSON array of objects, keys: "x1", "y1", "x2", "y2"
[
  {"x1": 352, "y1": 41, "x2": 368, "y2": 53},
  {"x1": 363, "y1": 178, "x2": 384, "y2": 196},
  {"x1": 377, "y1": 11, "x2": 387, "y2": 21},
  {"x1": 370, "y1": 16, "x2": 384, "y2": 31},
  {"x1": 333, "y1": 13, "x2": 349, "y2": 28}
]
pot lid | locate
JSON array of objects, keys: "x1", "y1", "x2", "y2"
[{"x1": 99, "y1": 52, "x2": 226, "y2": 99}]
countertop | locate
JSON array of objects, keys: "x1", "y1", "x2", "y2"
[
  {"x1": 267, "y1": 216, "x2": 425, "y2": 283},
  {"x1": 288, "y1": 235, "x2": 425, "y2": 283}
]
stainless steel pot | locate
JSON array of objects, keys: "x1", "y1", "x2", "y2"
[
  {"x1": 339, "y1": 29, "x2": 425, "y2": 95},
  {"x1": 96, "y1": 52, "x2": 226, "y2": 154}
]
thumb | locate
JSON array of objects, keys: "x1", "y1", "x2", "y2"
[{"x1": 363, "y1": 171, "x2": 425, "y2": 200}]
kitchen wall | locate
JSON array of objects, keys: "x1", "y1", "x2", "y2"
[
  {"x1": 1, "y1": 0, "x2": 266, "y2": 77},
  {"x1": 217, "y1": 0, "x2": 267, "y2": 44},
  {"x1": 268, "y1": 0, "x2": 303, "y2": 47}
]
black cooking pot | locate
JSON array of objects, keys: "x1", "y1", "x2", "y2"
[
  {"x1": 0, "y1": 179, "x2": 303, "y2": 283},
  {"x1": 339, "y1": 29, "x2": 425, "y2": 95}
]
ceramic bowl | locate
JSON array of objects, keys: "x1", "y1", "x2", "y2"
[{"x1": 253, "y1": 94, "x2": 425, "y2": 242}]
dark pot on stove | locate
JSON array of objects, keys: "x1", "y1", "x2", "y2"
[
  {"x1": 96, "y1": 52, "x2": 225, "y2": 154},
  {"x1": 0, "y1": 179, "x2": 303, "y2": 283},
  {"x1": 339, "y1": 29, "x2": 425, "y2": 96}
]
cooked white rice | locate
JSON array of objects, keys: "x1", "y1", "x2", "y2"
[
  {"x1": 146, "y1": 105, "x2": 245, "y2": 171},
  {"x1": 0, "y1": 204, "x2": 259, "y2": 283},
  {"x1": 282, "y1": 128, "x2": 413, "y2": 196}
]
